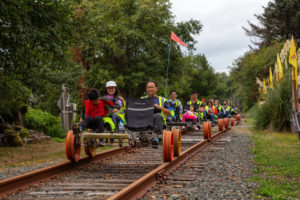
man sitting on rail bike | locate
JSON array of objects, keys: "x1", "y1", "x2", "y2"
[
  {"x1": 167, "y1": 90, "x2": 183, "y2": 122},
  {"x1": 141, "y1": 80, "x2": 171, "y2": 146},
  {"x1": 214, "y1": 100, "x2": 225, "y2": 118}
]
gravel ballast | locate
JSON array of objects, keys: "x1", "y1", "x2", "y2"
[{"x1": 142, "y1": 123, "x2": 256, "y2": 199}]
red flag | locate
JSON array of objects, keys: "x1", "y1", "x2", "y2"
[{"x1": 171, "y1": 32, "x2": 186, "y2": 47}]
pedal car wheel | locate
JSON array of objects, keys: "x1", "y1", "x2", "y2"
[
  {"x1": 66, "y1": 130, "x2": 81, "y2": 162},
  {"x1": 203, "y1": 122, "x2": 209, "y2": 139},
  {"x1": 163, "y1": 130, "x2": 174, "y2": 162},
  {"x1": 173, "y1": 128, "x2": 181, "y2": 157},
  {"x1": 66, "y1": 130, "x2": 73, "y2": 160},
  {"x1": 84, "y1": 139, "x2": 96, "y2": 158},
  {"x1": 231, "y1": 117, "x2": 235, "y2": 126},
  {"x1": 236, "y1": 114, "x2": 241, "y2": 121},
  {"x1": 224, "y1": 118, "x2": 229, "y2": 129},
  {"x1": 208, "y1": 122, "x2": 212, "y2": 138},
  {"x1": 218, "y1": 119, "x2": 223, "y2": 131}
]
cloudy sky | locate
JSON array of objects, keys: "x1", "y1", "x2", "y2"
[{"x1": 171, "y1": 0, "x2": 270, "y2": 73}]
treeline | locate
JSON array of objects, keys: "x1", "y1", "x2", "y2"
[
  {"x1": 0, "y1": 0, "x2": 231, "y2": 128},
  {"x1": 229, "y1": 0, "x2": 300, "y2": 111}
]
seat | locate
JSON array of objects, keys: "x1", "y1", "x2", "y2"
[{"x1": 126, "y1": 97, "x2": 154, "y2": 130}]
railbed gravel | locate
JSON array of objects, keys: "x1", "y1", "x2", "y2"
[
  {"x1": 142, "y1": 124, "x2": 256, "y2": 200},
  {"x1": 0, "y1": 162, "x2": 60, "y2": 180}
]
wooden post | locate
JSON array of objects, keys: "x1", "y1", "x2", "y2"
[
  {"x1": 57, "y1": 84, "x2": 76, "y2": 132},
  {"x1": 293, "y1": 68, "x2": 298, "y2": 112}
]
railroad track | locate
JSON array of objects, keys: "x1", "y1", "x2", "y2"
[{"x1": 0, "y1": 119, "x2": 239, "y2": 200}]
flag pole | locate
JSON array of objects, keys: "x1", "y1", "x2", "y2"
[{"x1": 165, "y1": 39, "x2": 172, "y2": 98}]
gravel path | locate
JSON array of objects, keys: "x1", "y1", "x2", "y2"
[
  {"x1": 0, "y1": 162, "x2": 60, "y2": 180},
  {"x1": 142, "y1": 122, "x2": 257, "y2": 199}
]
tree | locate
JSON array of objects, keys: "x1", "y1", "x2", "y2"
[
  {"x1": 243, "y1": 0, "x2": 300, "y2": 47},
  {"x1": 229, "y1": 42, "x2": 284, "y2": 110},
  {"x1": 0, "y1": 0, "x2": 77, "y2": 122},
  {"x1": 73, "y1": 0, "x2": 202, "y2": 98}
]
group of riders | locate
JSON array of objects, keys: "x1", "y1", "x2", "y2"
[{"x1": 79, "y1": 80, "x2": 239, "y2": 146}]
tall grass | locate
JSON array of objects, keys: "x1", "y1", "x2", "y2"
[{"x1": 253, "y1": 72, "x2": 292, "y2": 131}]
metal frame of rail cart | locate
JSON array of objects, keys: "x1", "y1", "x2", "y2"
[{"x1": 65, "y1": 98, "x2": 182, "y2": 163}]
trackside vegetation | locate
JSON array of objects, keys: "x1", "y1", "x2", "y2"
[
  {"x1": 249, "y1": 72, "x2": 292, "y2": 132},
  {"x1": 250, "y1": 131, "x2": 300, "y2": 200},
  {"x1": 24, "y1": 108, "x2": 65, "y2": 138}
]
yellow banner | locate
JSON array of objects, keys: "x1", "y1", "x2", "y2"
[
  {"x1": 269, "y1": 67, "x2": 273, "y2": 89},
  {"x1": 289, "y1": 36, "x2": 297, "y2": 88},
  {"x1": 277, "y1": 54, "x2": 283, "y2": 80}
]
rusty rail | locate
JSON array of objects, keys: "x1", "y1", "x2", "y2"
[
  {"x1": 0, "y1": 147, "x2": 129, "y2": 196},
  {"x1": 108, "y1": 128, "x2": 230, "y2": 200}
]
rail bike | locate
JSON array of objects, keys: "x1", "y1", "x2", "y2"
[{"x1": 66, "y1": 97, "x2": 182, "y2": 163}]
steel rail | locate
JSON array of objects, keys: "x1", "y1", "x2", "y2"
[
  {"x1": 108, "y1": 128, "x2": 230, "y2": 200},
  {"x1": 0, "y1": 146, "x2": 130, "y2": 197}
]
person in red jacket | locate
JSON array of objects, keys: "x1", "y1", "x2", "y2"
[{"x1": 80, "y1": 88, "x2": 114, "y2": 133}]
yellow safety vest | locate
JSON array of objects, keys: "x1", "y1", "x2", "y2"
[{"x1": 141, "y1": 95, "x2": 167, "y2": 124}]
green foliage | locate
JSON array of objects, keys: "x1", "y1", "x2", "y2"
[
  {"x1": 230, "y1": 42, "x2": 284, "y2": 111},
  {"x1": 19, "y1": 127, "x2": 30, "y2": 138},
  {"x1": 244, "y1": 0, "x2": 300, "y2": 47},
  {"x1": 0, "y1": 0, "x2": 73, "y2": 76},
  {"x1": 51, "y1": 137, "x2": 66, "y2": 143},
  {"x1": 24, "y1": 108, "x2": 65, "y2": 138},
  {"x1": 0, "y1": 0, "x2": 79, "y2": 121},
  {"x1": 250, "y1": 131, "x2": 300, "y2": 199},
  {"x1": 168, "y1": 54, "x2": 231, "y2": 103},
  {"x1": 252, "y1": 72, "x2": 292, "y2": 131},
  {"x1": 75, "y1": 0, "x2": 203, "y2": 98},
  {"x1": 0, "y1": 74, "x2": 30, "y2": 122}
]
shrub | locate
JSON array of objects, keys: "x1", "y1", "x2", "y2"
[
  {"x1": 19, "y1": 127, "x2": 30, "y2": 138},
  {"x1": 253, "y1": 72, "x2": 292, "y2": 131},
  {"x1": 24, "y1": 108, "x2": 65, "y2": 138}
]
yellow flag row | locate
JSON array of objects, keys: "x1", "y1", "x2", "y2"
[{"x1": 266, "y1": 36, "x2": 298, "y2": 89}]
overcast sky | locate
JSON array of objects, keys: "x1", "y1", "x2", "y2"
[{"x1": 171, "y1": 0, "x2": 271, "y2": 73}]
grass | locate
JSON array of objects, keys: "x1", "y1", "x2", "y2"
[{"x1": 250, "y1": 130, "x2": 300, "y2": 200}]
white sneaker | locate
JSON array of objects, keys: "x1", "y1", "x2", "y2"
[
  {"x1": 193, "y1": 125, "x2": 198, "y2": 131},
  {"x1": 181, "y1": 126, "x2": 185, "y2": 129}
]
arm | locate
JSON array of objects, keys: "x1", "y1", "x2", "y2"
[{"x1": 154, "y1": 103, "x2": 171, "y2": 115}]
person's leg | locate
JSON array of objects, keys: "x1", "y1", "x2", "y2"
[
  {"x1": 153, "y1": 113, "x2": 164, "y2": 136},
  {"x1": 95, "y1": 116, "x2": 104, "y2": 132},
  {"x1": 94, "y1": 116, "x2": 105, "y2": 146},
  {"x1": 191, "y1": 116, "x2": 196, "y2": 123},
  {"x1": 111, "y1": 113, "x2": 122, "y2": 133},
  {"x1": 182, "y1": 114, "x2": 187, "y2": 122},
  {"x1": 210, "y1": 114, "x2": 215, "y2": 124},
  {"x1": 80, "y1": 116, "x2": 93, "y2": 130},
  {"x1": 203, "y1": 110, "x2": 207, "y2": 119}
]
